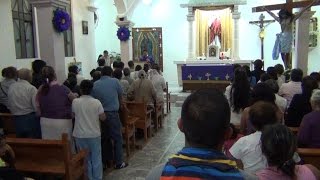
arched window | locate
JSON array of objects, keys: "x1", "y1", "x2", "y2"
[{"x1": 11, "y1": 0, "x2": 35, "y2": 59}]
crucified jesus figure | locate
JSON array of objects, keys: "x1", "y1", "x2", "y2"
[{"x1": 262, "y1": 0, "x2": 319, "y2": 69}]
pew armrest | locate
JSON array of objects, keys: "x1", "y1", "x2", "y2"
[{"x1": 70, "y1": 150, "x2": 88, "y2": 166}]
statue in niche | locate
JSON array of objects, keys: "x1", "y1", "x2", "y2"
[{"x1": 209, "y1": 17, "x2": 221, "y2": 48}]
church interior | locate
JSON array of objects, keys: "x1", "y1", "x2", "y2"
[{"x1": 1, "y1": 0, "x2": 320, "y2": 179}]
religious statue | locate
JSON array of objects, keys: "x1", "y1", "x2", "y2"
[
  {"x1": 209, "y1": 17, "x2": 221, "y2": 48},
  {"x1": 262, "y1": 0, "x2": 319, "y2": 69}
]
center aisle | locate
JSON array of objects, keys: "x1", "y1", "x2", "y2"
[{"x1": 104, "y1": 107, "x2": 184, "y2": 180}]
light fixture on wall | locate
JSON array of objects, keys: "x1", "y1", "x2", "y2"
[{"x1": 143, "y1": 0, "x2": 152, "y2": 5}]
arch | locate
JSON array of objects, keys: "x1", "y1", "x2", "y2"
[
  {"x1": 114, "y1": 0, "x2": 139, "y2": 19},
  {"x1": 113, "y1": 0, "x2": 127, "y2": 17}
]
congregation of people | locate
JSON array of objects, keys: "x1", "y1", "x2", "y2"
[
  {"x1": 1, "y1": 55, "x2": 320, "y2": 180},
  {"x1": 147, "y1": 59, "x2": 320, "y2": 180},
  {"x1": 0, "y1": 50, "x2": 167, "y2": 180}
]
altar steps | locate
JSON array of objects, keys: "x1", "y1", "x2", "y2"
[{"x1": 165, "y1": 83, "x2": 190, "y2": 108}]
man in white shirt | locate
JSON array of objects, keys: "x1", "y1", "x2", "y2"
[
  {"x1": 230, "y1": 101, "x2": 278, "y2": 173},
  {"x1": 8, "y1": 68, "x2": 40, "y2": 138},
  {"x1": 73, "y1": 80, "x2": 106, "y2": 180},
  {"x1": 278, "y1": 69, "x2": 303, "y2": 108},
  {"x1": 103, "y1": 50, "x2": 111, "y2": 66}
]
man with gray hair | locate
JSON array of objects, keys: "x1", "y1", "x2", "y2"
[{"x1": 8, "y1": 68, "x2": 41, "y2": 138}]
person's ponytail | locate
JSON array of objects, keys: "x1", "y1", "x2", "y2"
[
  {"x1": 40, "y1": 66, "x2": 56, "y2": 96},
  {"x1": 279, "y1": 159, "x2": 296, "y2": 178},
  {"x1": 41, "y1": 78, "x2": 50, "y2": 95}
]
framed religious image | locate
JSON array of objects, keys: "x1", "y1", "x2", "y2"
[
  {"x1": 132, "y1": 27, "x2": 163, "y2": 71},
  {"x1": 293, "y1": 17, "x2": 318, "y2": 47},
  {"x1": 82, "y1": 21, "x2": 88, "y2": 35}
]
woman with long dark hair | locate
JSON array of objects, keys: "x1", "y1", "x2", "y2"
[
  {"x1": 224, "y1": 67, "x2": 251, "y2": 125},
  {"x1": 240, "y1": 83, "x2": 283, "y2": 135},
  {"x1": 37, "y1": 66, "x2": 77, "y2": 140},
  {"x1": 257, "y1": 124, "x2": 320, "y2": 179}
]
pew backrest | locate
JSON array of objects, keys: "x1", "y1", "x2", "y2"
[
  {"x1": 298, "y1": 148, "x2": 320, "y2": 169},
  {"x1": 6, "y1": 134, "x2": 87, "y2": 180}
]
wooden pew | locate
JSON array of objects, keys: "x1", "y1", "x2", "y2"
[
  {"x1": 0, "y1": 113, "x2": 15, "y2": 137},
  {"x1": 119, "y1": 105, "x2": 138, "y2": 157},
  {"x1": 6, "y1": 134, "x2": 87, "y2": 180},
  {"x1": 125, "y1": 101, "x2": 152, "y2": 142},
  {"x1": 298, "y1": 148, "x2": 320, "y2": 169},
  {"x1": 153, "y1": 102, "x2": 164, "y2": 131}
]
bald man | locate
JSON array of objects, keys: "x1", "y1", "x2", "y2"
[{"x1": 7, "y1": 68, "x2": 41, "y2": 138}]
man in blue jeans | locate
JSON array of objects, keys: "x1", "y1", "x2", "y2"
[
  {"x1": 73, "y1": 80, "x2": 106, "y2": 180},
  {"x1": 91, "y1": 66, "x2": 128, "y2": 169}
]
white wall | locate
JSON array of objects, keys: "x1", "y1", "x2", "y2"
[
  {"x1": 71, "y1": 0, "x2": 96, "y2": 78},
  {"x1": 0, "y1": 0, "x2": 22, "y2": 69},
  {"x1": 308, "y1": 9, "x2": 320, "y2": 74},
  {"x1": 0, "y1": 0, "x2": 96, "y2": 79},
  {"x1": 94, "y1": 0, "x2": 120, "y2": 61},
  {"x1": 238, "y1": 0, "x2": 283, "y2": 68}
]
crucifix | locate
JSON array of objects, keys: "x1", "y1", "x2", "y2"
[
  {"x1": 249, "y1": 14, "x2": 275, "y2": 60},
  {"x1": 252, "y1": 0, "x2": 320, "y2": 69}
]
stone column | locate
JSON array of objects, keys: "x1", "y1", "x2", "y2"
[
  {"x1": 29, "y1": 0, "x2": 68, "y2": 82},
  {"x1": 115, "y1": 18, "x2": 134, "y2": 67},
  {"x1": 232, "y1": 5, "x2": 241, "y2": 60},
  {"x1": 187, "y1": 7, "x2": 195, "y2": 60},
  {"x1": 87, "y1": 0, "x2": 98, "y2": 70},
  {"x1": 293, "y1": 10, "x2": 315, "y2": 75}
]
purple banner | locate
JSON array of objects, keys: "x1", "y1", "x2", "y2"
[{"x1": 182, "y1": 64, "x2": 234, "y2": 81}]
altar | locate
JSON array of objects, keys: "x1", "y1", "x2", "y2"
[
  {"x1": 176, "y1": 0, "x2": 253, "y2": 89},
  {"x1": 174, "y1": 60, "x2": 253, "y2": 86}
]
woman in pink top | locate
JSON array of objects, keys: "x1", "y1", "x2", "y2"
[{"x1": 257, "y1": 124, "x2": 320, "y2": 180}]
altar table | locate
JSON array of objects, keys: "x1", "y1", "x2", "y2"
[
  {"x1": 174, "y1": 60, "x2": 253, "y2": 86},
  {"x1": 181, "y1": 64, "x2": 233, "y2": 91}
]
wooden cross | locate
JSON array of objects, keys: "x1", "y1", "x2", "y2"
[
  {"x1": 205, "y1": 73, "x2": 211, "y2": 80},
  {"x1": 249, "y1": 14, "x2": 275, "y2": 60},
  {"x1": 252, "y1": 0, "x2": 320, "y2": 69},
  {"x1": 253, "y1": 0, "x2": 320, "y2": 13}
]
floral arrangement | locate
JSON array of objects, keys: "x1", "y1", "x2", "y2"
[
  {"x1": 110, "y1": 52, "x2": 121, "y2": 61},
  {"x1": 117, "y1": 26, "x2": 130, "y2": 41},
  {"x1": 52, "y1": 9, "x2": 71, "y2": 33}
]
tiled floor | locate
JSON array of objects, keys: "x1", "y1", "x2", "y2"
[{"x1": 104, "y1": 107, "x2": 184, "y2": 180}]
